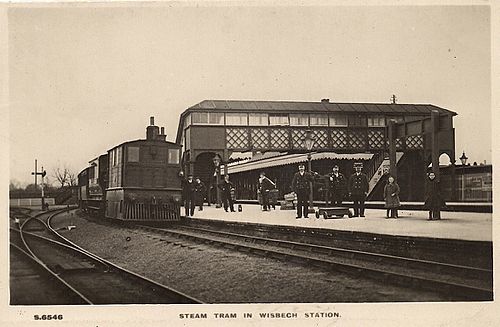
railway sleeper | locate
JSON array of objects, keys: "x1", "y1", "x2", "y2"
[
  {"x1": 51, "y1": 263, "x2": 99, "y2": 274},
  {"x1": 190, "y1": 226, "x2": 492, "y2": 284},
  {"x1": 145, "y1": 226, "x2": 493, "y2": 300}
]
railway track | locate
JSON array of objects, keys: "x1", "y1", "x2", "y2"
[
  {"x1": 136, "y1": 224, "x2": 493, "y2": 301},
  {"x1": 10, "y1": 242, "x2": 90, "y2": 305},
  {"x1": 10, "y1": 210, "x2": 202, "y2": 305},
  {"x1": 10, "y1": 207, "x2": 33, "y2": 220}
]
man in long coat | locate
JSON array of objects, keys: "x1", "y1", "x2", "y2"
[
  {"x1": 291, "y1": 164, "x2": 314, "y2": 219},
  {"x1": 258, "y1": 172, "x2": 275, "y2": 211},
  {"x1": 348, "y1": 163, "x2": 369, "y2": 217},
  {"x1": 424, "y1": 171, "x2": 445, "y2": 220},
  {"x1": 182, "y1": 174, "x2": 196, "y2": 217},
  {"x1": 327, "y1": 165, "x2": 347, "y2": 206},
  {"x1": 194, "y1": 177, "x2": 206, "y2": 211},
  {"x1": 218, "y1": 174, "x2": 235, "y2": 212}
]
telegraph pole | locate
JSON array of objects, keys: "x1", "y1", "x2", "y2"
[
  {"x1": 431, "y1": 110, "x2": 441, "y2": 219},
  {"x1": 31, "y1": 159, "x2": 47, "y2": 210},
  {"x1": 32, "y1": 159, "x2": 38, "y2": 189},
  {"x1": 388, "y1": 119, "x2": 397, "y2": 179}
]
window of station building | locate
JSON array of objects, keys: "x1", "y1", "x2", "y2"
[
  {"x1": 184, "y1": 128, "x2": 191, "y2": 149},
  {"x1": 225, "y1": 113, "x2": 248, "y2": 125},
  {"x1": 209, "y1": 112, "x2": 224, "y2": 125},
  {"x1": 127, "y1": 146, "x2": 140, "y2": 162},
  {"x1": 269, "y1": 114, "x2": 289, "y2": 126},
  {"x1": 117, "y1": 147, "x2": 122, "y2": 165},
  {"x1": 289, "y1": 114, "x2": 309, "y2": 126},
  {"x1": 387, "y1": 116, "x2": 405, "y2": 124},
  {"x1": 111, "y1": 148, "x2": 117, "y2": 166},
  {"x1": 310, "y1": 114, "x2": 328, "y2": 126},
  {"x1": 168, "y1": 149, "x2": 180, "y2": 164},
  {"x1": 329, "y1": 114, "x2": 348, "y2": 126},
  {"x1": 367, "y1": 116, "x2": 386, "y2": 127},
  {"x1": 184, "y1": 114, "x2": 192, "y2": 127},
  {"x1": 348, "y1": 115, "x2": 367, "y2": 127},
  {"x1": 191, "y1": 112, "x2": 224, "y2": 125},
  {"x1": 191, "y1": 112, "x2": 209, "y2": 124},
  {"x1": 248, "y1": 113, "x2": 269, "y2": 126}
]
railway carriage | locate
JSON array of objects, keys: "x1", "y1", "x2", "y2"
[
  {"x1": 77, "y1": 168, "x2": 89, "y2": 211},
  {"x1": 78, "y1": 117, "x2": 182, "y2": 222}
]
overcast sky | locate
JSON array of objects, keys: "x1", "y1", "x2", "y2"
[{"x1": 8, "y1": 4, "x2": 491, "y2": 186}]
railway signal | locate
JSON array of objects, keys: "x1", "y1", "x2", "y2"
[{"x1": 31, "y1": 159, "x2": 47, "y2": 210}]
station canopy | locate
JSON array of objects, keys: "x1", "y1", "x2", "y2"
[{"x1": 226, "y1": 152, "x2": 373, "y2": 174}]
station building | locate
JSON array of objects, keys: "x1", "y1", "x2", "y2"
[{"x1": 175, "y1": 99, "x2": 457, "y2": 202}]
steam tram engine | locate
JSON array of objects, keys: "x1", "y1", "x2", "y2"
[{"x1": 78, "y1": 117, "x2": 182, "y2": 222}]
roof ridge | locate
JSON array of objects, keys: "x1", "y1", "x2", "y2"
[{"x1": 193, "y1": 99, "x2": 448, "y2": 108}]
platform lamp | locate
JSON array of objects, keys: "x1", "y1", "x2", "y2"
[
  {"x1": 459, "y1": 151, "x2": 468, "y2": 201},
  {"x1": 304, "y1": 130, "x2": 315, "y2": 210},
  {"x1": 213, "y1": 155, "x2": 222, "y2": 208},
  {"x1": 459, "y1": 151, "x2": 468, "y2": 166}
]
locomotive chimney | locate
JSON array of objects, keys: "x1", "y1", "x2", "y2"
[{"x1": 146, "y1": 116, "x2": 160, "y2": 140}]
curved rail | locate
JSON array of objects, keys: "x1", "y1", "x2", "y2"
[
  {"x1": 37, "y1": 209, "x2": 203, "y2": 304},
  {"x1": 9, "y1": 241, "x2": 93, "y2": 304}
]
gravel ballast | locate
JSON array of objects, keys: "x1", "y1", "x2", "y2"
[{"x1": 52, "y1": 211, "x2": 450, "y2": 303}]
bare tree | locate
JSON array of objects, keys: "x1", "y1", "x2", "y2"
[
  {"x1": 53, "y1": 167, "x2": 70, "y2": 188},
  {"x1": 52, "y1": 165, "x2": 78, "y2": 188},
  {"x1": 68, "y1": 171, "x2": 77, "y2": 186}
]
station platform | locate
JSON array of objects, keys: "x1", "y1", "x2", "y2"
[{"x1": 184, "y1": 204, "x2": 492, "y2": 242}]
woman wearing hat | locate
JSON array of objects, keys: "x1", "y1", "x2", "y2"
[{"x1": 383, "y1": 175, "x2": 400, "y2": 218}]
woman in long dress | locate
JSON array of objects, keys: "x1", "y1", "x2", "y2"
[{"x1": 383, "y1": 175, "x2": 401, "y2": 218}]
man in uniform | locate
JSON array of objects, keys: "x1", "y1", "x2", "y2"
[
  {"x1": 291, "y1": 164, "x2": 314, "y2": 219},
  {"x1": 194, "y1": 177, "x2": 206, "y2": 211},
  {"x1": 219, "y1": 174, "x2": 235, "y2": 212},
  {"x1": 182, "y1": 174, "x2": 196, "y2": 217},
  {"x1": 348, "y1": 163, "x2": 369, "y2": 217},
  {"x1": 327, "y1": 165, "x2": 347, "y2": 206}
]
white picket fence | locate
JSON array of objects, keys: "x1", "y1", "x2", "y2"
[{"x1": 10, "y1": 198, "x2": 56, "y2": 207}]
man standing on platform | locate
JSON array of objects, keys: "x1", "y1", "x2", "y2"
[
  {"x1": 258, "y1": 172, "x2": 276, "y2": 211},
  {"x1": 219, "y1": 174, "x2": 235, "y2": 212},
  {"x1": 291, "y1": 164, "x2": 314, "y2": 219},
  {"x1": 182, "y1": 174, "x2": 196, "y2": 217},
  {"x1": 327, "y1": 165, "x2": 347, "y2": 206},
  {"x1": 194, "y1": 177, "x2": 206, "y2": 211},
  {"x1": 348, "y1": 163, "x2": 369, "y2": 217}
]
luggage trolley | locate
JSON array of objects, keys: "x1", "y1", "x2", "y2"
[{"x1": 315, "y1": 206, "x2": 353, "y2": 219}]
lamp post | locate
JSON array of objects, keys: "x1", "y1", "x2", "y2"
[
  {"x1": 304, "y1": 130, "x2": 315, "y2": 210},
  {"x1": 213, "y1": 155, "x2": 222, "y2": 208},
  {"x1": 459, "y1": 151, "x2": 468, "y2": 166},
  {"x1": 459, "y1": 151, "x2": 468, "y2": 201}
]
